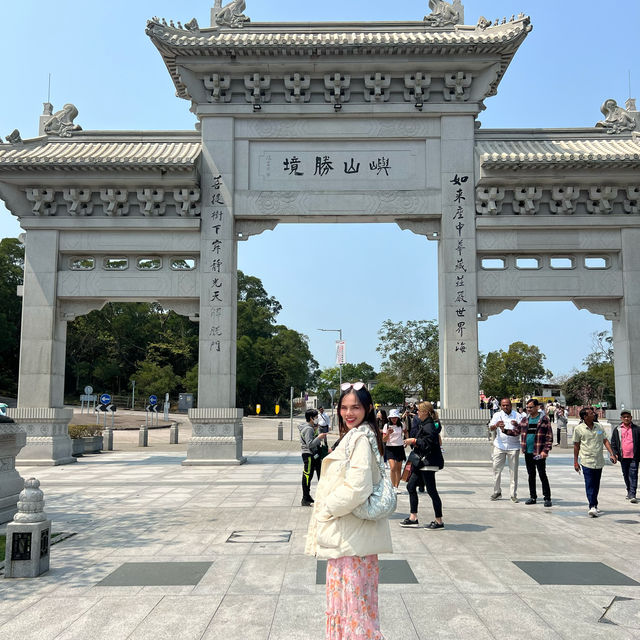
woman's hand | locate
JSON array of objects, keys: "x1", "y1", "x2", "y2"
[{"x1": 403, "y1": 438, "x2": 416, "y2": 447}]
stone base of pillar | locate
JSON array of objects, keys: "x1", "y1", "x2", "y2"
[
  {"x1": 439, "y1": 408, "x2": 493, "y2": 465},
  {"x1": 183, "y1": 408, "x2": 246, "y2": 465},
  {"x1": 0, "y1": 419, "x2": 27, "y2": 524},
  {"x1": 8, "y1": 408, "x2": 76, "y2": 466}
]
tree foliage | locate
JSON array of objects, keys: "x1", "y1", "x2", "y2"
[
  {"x1": 371, "y1": 382, "x2": 404, "y2": 406},
  {"x1": 480, "y1": 341, "x2": 551, "y2": 400},
  {"x1": 315, "y1": 362, "x2": 377, "y2": 406},
  {"x1": 563, "y1": 330, "x2": 615, "y2": 406},
  {"x1": 376, "y1": 319, "x2": 439, "y2": 400},
  {"x1": 0, "y1": 238, "x2": 23, "y2": 395}
]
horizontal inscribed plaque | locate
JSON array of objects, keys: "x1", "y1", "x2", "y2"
[{"x1": 250, "y1": 141, "x2": 426, "y2": 191}]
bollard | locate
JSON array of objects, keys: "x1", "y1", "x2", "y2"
[
  {"x1": 169, "y1": 422, "x2": 179, "y2": 444},
  {"x1": 4, "y1": 478, "x2": 51, "y2": 578},
  {"x1": 139, "y1": 426, "x2": 148, "y2": 447},
  {"x1": 103, "y1": 427, "x2": 113, "y2": 451},
  {"x1": 277, "y1": 421, "x2": 283, "y2": 440}
]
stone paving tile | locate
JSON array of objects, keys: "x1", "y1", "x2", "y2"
[
  {"x1": 0, "y1": 596, "x2": 102, "y2": 640},
  {"x1": 200, "y1": 594, "x2": 278, "y2": 640},
  {"x1": 402, "y1": 593, "x2": 494, "y2": 640},
  {"x1": 465, "y1": 594, "x2": 562, "y2": 639},
  {"x1": 226, "y1": 555, "x2": 288, "y2": 594},
  {"x1": 54, "y1": 595, "x2": 163, "y2": 640},
  {"x1": 127, "y1": 594, "x2": 224, "y2": 640}
]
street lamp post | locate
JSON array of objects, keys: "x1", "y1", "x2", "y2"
[{"x1": 318, "y1": 327, "x2": 343, "y2": 394}]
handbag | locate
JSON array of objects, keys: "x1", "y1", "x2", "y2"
[
  {"x1": 407, "y1": 450, "x2": 425, "y2": 469},
  {"x1": 345, "y1": 425, "x2": 397, "y2": 521}
]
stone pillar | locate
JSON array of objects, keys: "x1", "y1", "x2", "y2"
[
  {"x1": 438, "y1": 116, "x2": 480, "y2": 409},
  {"x1": 184, "y1": 117, "x2": 245, "y2": 465},
  {"x1": 0, "y1": 416, "x2": 26, "y2": 524},
  {"x1": 612, "y1": 228, "x2": 640, "y2": 410},
  {"x1": 436, "y1": 116, "x2": 489, "y2": 462},
  {"x1": 12, "y1": 229, "x2": 74, "y2": 465}
]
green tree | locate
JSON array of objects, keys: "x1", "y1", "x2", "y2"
[
  {"x1": 236, "y1": 272, "x2": 317, "y2": 411},
  {"x1": 371, "y1": 382, "x2": 404, "y2": 406},
  {"x1": 481, "y1": 341, "x2": 551, "y2": 400},
  {"x1": 130, "y1": 360, "x2": 181, "y2": 400},
  {"x1": 315, "y1": 362, "x2": 377, "y2": 405},
  {"x1": 376, "y1": 319, "x2": 439, "y2": 400},
  {"x1": 0, "y1": 238, "x2": 23, "y2": 395}
]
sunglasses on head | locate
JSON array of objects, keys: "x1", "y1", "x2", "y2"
[{"x1": 340, "y1": 381, "x2": 367, "y2": 391}]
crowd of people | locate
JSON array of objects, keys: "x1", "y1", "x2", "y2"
[{"x1": 301, "y1": 385, "x2": 639, "y2": 639}]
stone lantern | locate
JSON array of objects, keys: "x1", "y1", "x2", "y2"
[{"x1": 4, "y1": 478, "x2": 52, "y2": 578}]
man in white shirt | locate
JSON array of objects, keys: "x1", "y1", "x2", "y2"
[
  {"x1": 317, "y1": 406, "x2": 331, "y2": 432},
  {"x1": 488, "y1": 397, "x2": 521, "y2": 502}
]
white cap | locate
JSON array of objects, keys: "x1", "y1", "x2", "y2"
[{"x1": 388, "y1": 409, "x2": 401, "y2": 419}]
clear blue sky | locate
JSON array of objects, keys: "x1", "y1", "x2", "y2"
[{"x1": 2, "y1": 1, "x2": 637, "y2": 379}]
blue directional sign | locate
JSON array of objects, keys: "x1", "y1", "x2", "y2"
[
  {"x1": 149, "y1": 395, "x2": 158, "y2": 406},
  {"x1": 100, "y1": 393, "x2": 111, "y2": 405}
]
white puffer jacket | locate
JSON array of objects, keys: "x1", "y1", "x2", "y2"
[{"x1": 305, "y1": 424, "x2": 393, "y2": 559}]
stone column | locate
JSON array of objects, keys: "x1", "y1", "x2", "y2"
[
  {"x1": 612, "y1": 228, "x2": 640, "y2": 410},
  {"x1": 0, "y1": 416, "x2": 26, "y2": 524},
  {"x1": 13, "y1": 230, "x2": 74, "y2": 465},
  {"x1": 438, "y1": 116, "x2": 480, "y2": 408},
  {"x1": 437, "y1": 116, "x2": 489, "y2": 462},
  {"x1": 184, "y1": 117, "x2": 245, "y2": 465}
]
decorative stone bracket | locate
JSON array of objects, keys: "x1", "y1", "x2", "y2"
[
  {"x1": 19, "y1": 187, "x2": 201, "y2": 218},
  {"x1": 477, "y1": 299, "x2": 519, "y2": 321},
  {"x1": 404, "y1": 73, "x2": 431, "y2": 105},
  {"x1": 444, "y1": 71, "x2": 472, "y2": 101},
  {"x1": 235, "y1": 219, "x2": 279, "y2": 241},
  {"x1": 572, "y1": 298, "x2": 621, "y2": 321},
  {"x1": 244, "y1": 74, "x2": 271, "y2": 107},
  {"x1": 284, "y1": 73, "x2": 311, "y2": 103},
  {"x1": 476, "y1": 184, "x2": 640, "y2": 216},
  {"x1": 204, "y1": 73, "x2": 231, "y2": 103},
  {"x1": 364, "y1": 73, "x2": 391, "y2": 102},
  {"x1": 324, "y1": 73, "x2": 351, "y2": 108},
  {"x1": 396, "y1": 218, "x2": 440, "y2": 241}
]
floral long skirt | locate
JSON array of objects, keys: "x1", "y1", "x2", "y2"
[{"x1": 326, "y1": 554, "x2": 383, "y2": 639}]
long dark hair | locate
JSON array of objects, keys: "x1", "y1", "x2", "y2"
[{"x1": 337, "y1": 385, "x2": 384, "y2": 455}]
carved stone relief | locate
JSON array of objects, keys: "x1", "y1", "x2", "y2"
[
  {"x1": 586, "y1": 186, "x2": 618, "y2": 214},
  {"x1": 63, "y1": 189, "x2": 93, "y2": 216},
  {"x1": 244, "y1": 74, "x2": 271, "y2": 106},
  {"x1": 444, "y1": 71, "x2": 472, "y2": 101},
  {"x1": 475, "y1": 186, "x2": 504, "y2": 215},
  {"x1": 26, "y1": 189, "x2": 57, "y2": 216},
  {"x1": 511, "y1": 186, "x2": 541, "y2": 215},
  {"x1": 284, "y1": 74, "x2": 311, "y2": 103},
  {"x1": 549, "y1": 186, "x2": 579, "y2": 215},
  {"x1": 324, "y1": 74, "x2": 351, "y2": 108},
  {"x1": 364, "y1": 73, "x2": 391, "y2": 102}
]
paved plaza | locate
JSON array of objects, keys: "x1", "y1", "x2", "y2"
[{"x1": 1, "y1": 420, "x2": 640, "y2": 640}]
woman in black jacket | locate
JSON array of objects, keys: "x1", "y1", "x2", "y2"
[{"x1": 399, "y1": 402, "x2": 445, "y2": 530}]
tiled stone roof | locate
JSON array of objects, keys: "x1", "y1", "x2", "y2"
[
  {"x1": 0, "y1": 133, "x2": 201, "y2": 172},
  {"x1": 147, "y1": 18, "x2": 531, "y2": 99},
  {"x1": 476, "y1": 135, "x2": 640, "y2": 169}
]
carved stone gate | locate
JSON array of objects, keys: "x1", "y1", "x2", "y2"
[{"x1": 1, "y1": 2, "x2": 639, "y2": 465}]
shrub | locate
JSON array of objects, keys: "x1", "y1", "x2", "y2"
[{"x1": 68, "y1": 424, "x2": 103, "y2": 439}]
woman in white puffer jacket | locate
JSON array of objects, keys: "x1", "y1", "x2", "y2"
[{"x1": 305, "y1": 382, "x2": 392, "y2": 640}]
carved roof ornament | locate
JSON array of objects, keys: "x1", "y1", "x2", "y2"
[
  {"x1": 5, "y1": 129, "x2": 22, "y2": 144},
  {"x1": 596, "y1": 99, "x2": 639, "y2": 135},
  {"x1": 213, "y1": 0, "x2": 250, "y2": 29},
  {"x1": 43, "y1": 103, "x2": 82, "y2": 138},
  {"x1": 423, "y1": 0, "x2": 463, "y2": 27}
]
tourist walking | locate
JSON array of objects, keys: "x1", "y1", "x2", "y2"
[
  {"x1": 299, "y1": 409, "x2": 326, "y2": 506},
  {"x1": 573, "y1": 406, "x2": 617, "y2": 517},
  {"x1": 382, "y1": 408, "x2": 407, "y2": 490},
  {"x1": 520, "y1": 399, "x2": 553, "y2": 507},
  {"x1": 555, "y1": 406, "x2": 568, "y2": 445},
  {"x1": 488, "y1": 397, "x2": 521, "y2": 502},
  {"x1": 305, "y1": 382, "x2": 392, "y2": 640},
  {"x1": 318, "y1": 406, "x2": 331, "y2": 432},
  {"x1": 400, "y1": 402, "x2": 445, "y2": 529},
  {"x1": 610, "y1": 410, "x2": 640, "y2": 503}
]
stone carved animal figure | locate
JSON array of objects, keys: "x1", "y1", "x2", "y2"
[
  {"x1": 215, "y1": 0, "x2": 250, "y2": 28},
  {"x1": 424, "y1": 0, "x2": 462, "y2": 27},
  {"x1": 596, "y1": 99, "x2": 637, "y2": 134},
  {"x1": 43, "y1": 104, "x2": 82, "y2": 138}
]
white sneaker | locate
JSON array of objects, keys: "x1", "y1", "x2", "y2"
[
  {"x1": 588, "y1": 507, "x2": 598, "y2": 517},
  {"x1": 596, "y1": 508, "x2": 604, "y2": 515}
]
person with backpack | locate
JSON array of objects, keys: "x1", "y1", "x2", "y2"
[{"x1": 299, "y1": 408, "x2": 326, "y2": 506}]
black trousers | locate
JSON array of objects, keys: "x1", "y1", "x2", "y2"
[
  {"x1": 524, "y1": 453, "x2": 551, "y2": 500},
  {"x1": 407, "y1": 469, "x2": 443, "y2": 518},
  {"x1": 301, "y1": 453, "x2": 321, "y2": 500}
]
